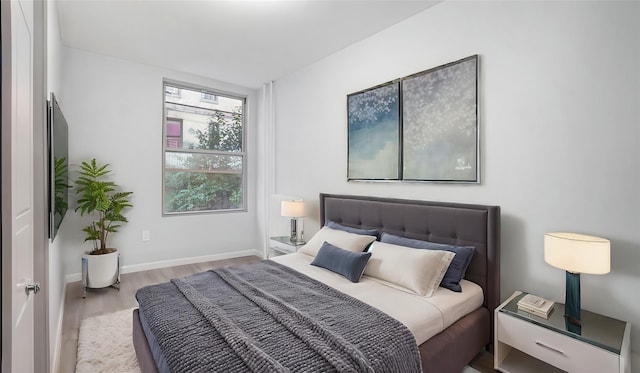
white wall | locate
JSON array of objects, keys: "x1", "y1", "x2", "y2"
[
  {"x1": 46, "y1": 0, "x2": 65, "y2": 369},
  {"x1": 273, "y1": 0, "x2": 640, "y2": 361},
  {"x1": 56, "y1": 47, "x2": 261, "y2": 281}
]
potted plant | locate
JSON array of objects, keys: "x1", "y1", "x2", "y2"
[{"x1": 74, "y1": 158, "x2": 133, "y2": 297}]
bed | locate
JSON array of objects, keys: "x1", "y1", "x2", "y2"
[{"x1": 132, "y1": 193, "x2": 500, "y2": 372}]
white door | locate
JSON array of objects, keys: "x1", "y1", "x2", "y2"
[{"x1": 3, "y1": 0, "x2": 37, "y2": 371}]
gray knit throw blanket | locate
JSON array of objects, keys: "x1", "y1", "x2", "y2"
[{"x1": 136, "y1": 260, "x2": 423, "y2": 373}]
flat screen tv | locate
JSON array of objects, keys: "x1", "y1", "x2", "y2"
[{"x1": 48, "y1": 93, "x2": 69, "y2": 241}]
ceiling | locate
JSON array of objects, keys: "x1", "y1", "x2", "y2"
[{"x1": 56, "y1": 1, "x2": 440, "y2": 89}]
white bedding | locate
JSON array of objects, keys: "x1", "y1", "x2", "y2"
[{"x1": 271, "y1": 252, "x2": 484, "y2": 345}]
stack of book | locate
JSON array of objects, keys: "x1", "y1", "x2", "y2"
[{"x1": 517, "y1": 293, "x2": 555, "y2": 319}]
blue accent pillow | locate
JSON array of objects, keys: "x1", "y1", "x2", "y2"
[
  {"x1": 326, "y1": 220, "x2": 379, "y2": 239},
  {"x1": 310, "y1": 241, "x2": 372, "y2": 283},
  {"x1": 380, "y1": 232, "x2": 475, "y2": 292}
]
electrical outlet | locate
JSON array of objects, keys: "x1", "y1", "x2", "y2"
[{"x1": 142, "y1": 230, "x2": 151, "y2": 241}]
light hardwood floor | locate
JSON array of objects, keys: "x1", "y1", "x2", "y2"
[{"x1": 58, "y1": 255, "x2": 496, "y2": 372}]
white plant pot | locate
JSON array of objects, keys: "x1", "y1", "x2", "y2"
[{"x1": 82, "y1": 249, "x2": 120, "y2": 290}]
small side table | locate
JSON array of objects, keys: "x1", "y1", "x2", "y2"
[
  {"x1": 269, "y1": 236, "x2": 305, "y2": 258},
  {"x1": 495, "y1": 291, "x2": 631, "y2": 372}
]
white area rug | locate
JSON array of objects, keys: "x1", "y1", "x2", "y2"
[
  {"x1": 76, "y1": 307, "x2": 482, "y2": 373},
  {"x1": 76, "y1": 308, "x2": 141, "y2": 373}
]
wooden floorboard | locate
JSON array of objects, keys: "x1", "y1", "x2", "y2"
[{"x1": 57, "y1": 255, "x2": 496, "y2": 372}]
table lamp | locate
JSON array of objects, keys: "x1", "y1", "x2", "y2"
[
  {"x1": 281, "y1": 200, "x2": 305, "y2": 244},
  {"x1": 544, "y1": 232, "x2": 610, "y2": 326}
]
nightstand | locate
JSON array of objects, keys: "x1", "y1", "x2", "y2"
[
  {"x1": 269, "y1": 236, "x2": 305, "y2": 258},
  {"x1": 495, "y1": 291, "x2": 631, "y2": 373}
]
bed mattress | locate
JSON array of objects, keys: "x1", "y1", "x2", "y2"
[{"x1": 271, "y1": 252, "x2": 484, "y2": 345}]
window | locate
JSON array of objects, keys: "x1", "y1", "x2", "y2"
[
  {"x1": 163, "y1": 81, "x2": 246, "y2": 214},
  {"x1": 200, "y1": 92, "x2": 218, "y2": 104},
  {"x1": 166, "y1": 118, "x2": 183, "y2": 148},
  {"x1": 165, "y1": 86, "x2": 181, "y2": 98}
]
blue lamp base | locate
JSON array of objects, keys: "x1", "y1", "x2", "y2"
[{"x1": 565, "y1": 271, "x2": 581, "y2": 326}]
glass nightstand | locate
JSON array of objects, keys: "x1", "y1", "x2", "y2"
[
  {"x1": 495, "y1": 291, "x2": 631, "y2": 372},
  {"x1": 269, "y1": 236, "x2": 305, "y2": 257}
]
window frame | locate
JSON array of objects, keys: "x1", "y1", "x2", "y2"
[{"x1": 162, "y1": 79, "x2": 247, "y2": 216}]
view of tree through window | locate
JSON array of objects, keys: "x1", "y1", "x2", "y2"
[{"x1": 163, "y1": 82, "x2": 245, "y2": 214}]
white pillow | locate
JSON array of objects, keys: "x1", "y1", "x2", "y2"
[
  {"x1": 363, "y1": 241, "x2": 455, "y2": 297},
  {"x1": 298, "y1": 226, "x2": 376, "y2": 257}
]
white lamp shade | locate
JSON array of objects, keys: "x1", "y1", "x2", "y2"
[
  {"x1": 544, "y1": 232, "x2": 610, "y2": 274},
  {"x1": 281, "y1": 200, "x2": 304, "y2": 218}
]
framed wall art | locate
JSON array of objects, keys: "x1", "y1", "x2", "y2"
[
  {"x1": 402, "y1": 55, "x2": 479, "y2": 182},
  {"x1": 347, "y1": 81, "x2": 400, "y2": 180},
  {"x1": 346, "y1": 55, "x2": 479, "y2": 183}
]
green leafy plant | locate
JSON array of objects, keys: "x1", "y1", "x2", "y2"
[{"x1": 74, "y1": 159, "x2": 133, "y2": 254}]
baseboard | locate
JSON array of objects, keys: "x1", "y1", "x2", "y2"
[
  {"x1": 64, "y1": 249, "x2": 264, "y2": 283},
  {"x1": 51, "y1": 281, "x2": 66, "y2": 373}
]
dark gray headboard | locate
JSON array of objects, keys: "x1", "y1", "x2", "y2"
[{"x1": 319, "y1": 193, "x2": 501, "y2": 314}]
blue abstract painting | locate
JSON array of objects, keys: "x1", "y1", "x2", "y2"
[{"x1": 347, "y1": 82, "x2": 400, "y2": 180}]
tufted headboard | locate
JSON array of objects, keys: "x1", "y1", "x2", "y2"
[{"x1": 319, "y1": 193, "x2": 501, "y2": 316}]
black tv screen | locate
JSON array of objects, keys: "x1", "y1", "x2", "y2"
[{"x1": 48, "y1": 93, "x2": 69, "y2": 241}]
